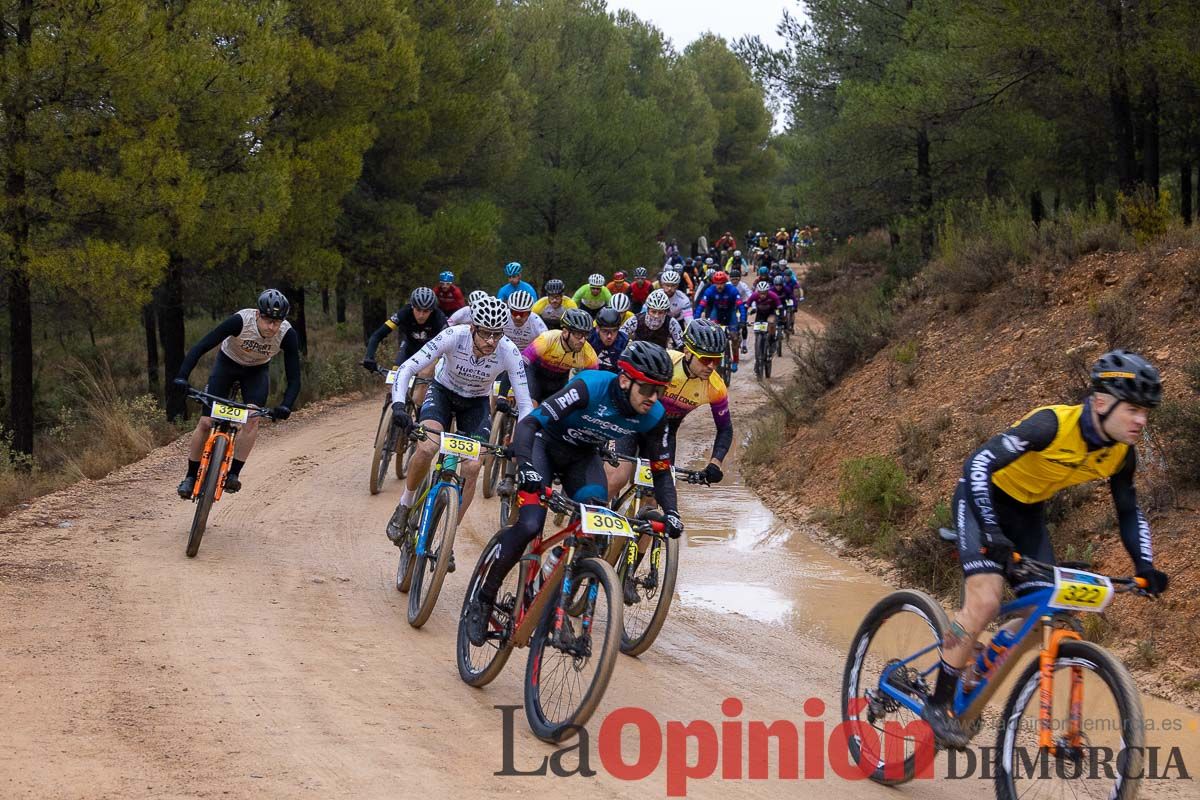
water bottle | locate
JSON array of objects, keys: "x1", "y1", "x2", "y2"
[
  {"x1": 540, "y1": 546, "x2": 563, "y2": 585},
  {"x1": 982, "y1": 629, "x2": 1017, "y2": 674}
]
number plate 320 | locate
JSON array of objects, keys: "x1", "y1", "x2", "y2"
[
  {"x1": 579, "y1": 505, "x2": 636, "y2": 538},
  {"x1": 1049, "y1": 567, "x2": 1114, "y2": 612},
  {"x1": 211, "y1": 403, "x2": 248, "y2": 424}
]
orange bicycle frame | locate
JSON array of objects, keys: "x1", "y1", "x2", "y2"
[
  {"x1": 1038, "y1": 622, "x2": 1084, "y2": 751},
  {"x1": 193, "y1": 428, "x2": 237, "y2": 502}
]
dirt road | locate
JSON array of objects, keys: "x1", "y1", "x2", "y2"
[{"x1": 3, "y1": 310, "x2": 1196, "y2": 799}]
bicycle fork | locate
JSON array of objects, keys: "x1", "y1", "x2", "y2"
[
  {"x1": 1038, "y1": 622, "x2": 1085, "y2": 752},
  {"x1": 196, "y1": 431, "x2": 236, "y2": 501}
]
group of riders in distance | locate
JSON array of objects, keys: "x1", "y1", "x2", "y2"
[{"x1": 164, "y1": 227, "x2": 1173, "y2": 794}]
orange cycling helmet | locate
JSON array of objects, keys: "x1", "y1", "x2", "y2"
[{"x1": 712, "y1": 271, "x2": 729, "y2": 285}]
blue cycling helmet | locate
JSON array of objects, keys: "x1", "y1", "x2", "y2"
[
  {"x1": 439, "y1": 270, "x2": 454, "y2": 283},
  {"x1": 504, "y1": 261, "x2": 523, "y2": 277},
  {"x1": 757, "y1": 266, "x2": 770, "y2": 277}
]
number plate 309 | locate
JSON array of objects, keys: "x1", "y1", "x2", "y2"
[{"x1": 579, "y1": 505, "x2": 635, "y2": 538}]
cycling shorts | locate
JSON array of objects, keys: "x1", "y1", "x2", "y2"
[
  {"x1": 419, "y1": 380, "x2": 491, "y2": 440},
  {"x1": 203, "y1": 351, "x2": 269, "y2": 413},
  {"x1": 953, "y1": 479, "x2": 1055, "y2": 595}
]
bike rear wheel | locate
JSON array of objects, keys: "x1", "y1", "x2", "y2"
[
  {"x1": 841, "y1": 589, "x2": 948, "y2": 785},
  {"x1": 369, "y1": 401, "x2": 395, "y2": 495},
  {"x1": 754, "y1": 332, "x2": 766, "y2": 380},
  {"x1": 524, "y1": 557, "x2": 621, "y2": 742},
  {"x1": 994, "y1": 639, "x2": 1143, "y2": 800},
  {"x1": 456, "y1": 532, "x2": 517, "y2": 687},
  {"x1": 619, "y1": 534, "x2": 679, "y2": 656},
  {"x1": 186, "y1": 435, "x2": 228, "y2": 558},
  {"x1": 407, "y1": 485, "x2": 461, "y2": 628}
]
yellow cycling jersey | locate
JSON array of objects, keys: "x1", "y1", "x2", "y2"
[
  {"x1": 531, "y1": 296, "x2": 577, "y2": 318},
  {"x1": 522, "y1": 329, "x2": 599, "y2": 375},
  {"x1": 659, "y1": 350, "x2": 729, "y2": 420},
  {"x1": 991, "y1": 403, "x2": 1129, "y2": 504}
]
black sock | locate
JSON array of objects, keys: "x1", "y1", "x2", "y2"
[
  {"x1": 186, "y1": 460, "x2": 201, "y2": 478},
  {"x1": 229, "y1": 458, "x2": 246, "y2": 477},
  {"x1": 933, "y1": 659, "x2": 961, "y2": 705}
]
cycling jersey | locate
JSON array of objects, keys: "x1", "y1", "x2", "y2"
[
  {"x1": 571, "y1": 284, "x2": 612, "y2": 311},
  {"x1": 530, "y1": 295, "x2": 577, "y2": 328},
  {"x1": 503, "y1": 312, "x2": 548, "y2": 351},
  {"x1": 435, "y1": 284, "x2": 465, "y2": 315},
  {"x1": 734, "y1": 280, "x2": 752, "y2": 304},
  {"x1": 957, "y1": 399, "x2": 1153, "y2": 578},
  {"x1": 497, "y1": 280, "x2": 538, "y2": 302},
  {"x1": 366, "y1": 305, "x2": 449, "y2": 365},
  {"x1": 619, "y1": 313, "x2": 683, "y2": 350},
  {"x1": 219, "y1": 308, "x2": 294, "y2": 367},
  {"x1": 654, "y1": 287, "x2": 692, "y2": 321},
  {"x1": 522, "y1": 329, "x2": 599, "y2": 400},
  {"x1": 587, "y1": 329, "x2": 629, "y2": 373},
  {"x1": 697, "y1": 284, "x2": 746, "y2": 327},
  {"x1": 628, "y1": 279, "x2": 654, "y2": 308},
  {"x1": 606, "y1": 280, "x2": 630, "y2": 295},
  {"x1": 749, "y1": 290, "x2": 782, "y2": 320},
  {"x1": 391, "y1": 325, "x2": 533, "y2": 418},
  {"x1": 659, "y1": 350, "x2": 732, "y2": 461},
  {"x1": 447, "y1": 306, "x2": 473, "y2": 326},
  {"x1": 178, "y1": 310, "x2": 302, "y2": 409}
]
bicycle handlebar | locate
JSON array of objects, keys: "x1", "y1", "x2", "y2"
[
  {"x1": 186, "y1": 389, "x2": 276, "y2": 420},
  {"x1": 538, "y1": 486, "x2": 663, "y2": 535},
  {"x1": 1007, "y1": 553, "x2": 1153, "y2": 597},
  {"x1": 406, "y1": 425, "x2": 509, "y2": 457},
  {"x1": 607, "y1": 451, "x2": 710, "y2": 485}
]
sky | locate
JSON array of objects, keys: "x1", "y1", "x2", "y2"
[{"x1": 607, "y1": 0, "x2": 797, "y2": 52}]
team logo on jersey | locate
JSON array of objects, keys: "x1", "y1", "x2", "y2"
[{"x1": 556, "y1": 389, "x2": 580, "y2": 410}]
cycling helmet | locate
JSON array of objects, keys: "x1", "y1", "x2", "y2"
[
  {"x1": 644, "y1": 289, "x2": 670, "y2": 312},
  {"x1": 1091, "y1": 350, "x2": 1162, "y2": 408},
  {"x1": 633, "y1": 267, "x2": 648, "y2": 279},
  {"x1": 468, "y1": 290, "x2": 489, "y2": 306},
  {"x1": 756, "y1": 281, "x2": 771, "y2": 293},
  {"x1": 618, "y1": 340, "x2": 673, "y2": 386},
  {"x1": 613, "y1": 271, "x2": 626, "y2": 282},
  {"x1": 504, "y1": 261, "x2": 523, "y2": 277},
  {"x1": 608, "y1": 293, "x2": 631, "y2": 313},
  {"x1": 410, "y1": 287, "x2": 436, "y2": 310},
  {"x1": 730, "y1": 269, "x2": 742, "y2": 280},
  {"x1": 773, "y1": 276, "x2": 784, "y2": 286},
  {"x1": 704, "y1": 257, "x2": 715, "y2": 266},
  {"x1": 257, "y1": 289, "x2": 290, "y2": 320},
  {"x1": 545, "y1": 278, "x2": 565, "y2": 295},
  {"x1": 733, "y1": 250, "x2": 742, "y2": 257},
  {"x1": 683, "y1": 318, "x2": 727, "y2": 357},
  {"x1": 588, "y1": 273, "x2": 605, "y2": 287},
  {"x1": 561, "y1": 308, "x2": 594, "y2": 333},
  {"x1": 705, "y1": 269, "x2": 715, "y2": 280},
  {"x1": 506, "y1": 290, "x2": 535, "y2": 312},
  {"x1": 660, "y1": 270, "x2": 681, "y2": 286},
  {"x1": 712, "y1": 271, "x2": 728, "y2": 285},
  {"x1": 758, "y1": 266, "x2": 770, "y2": 277},
  {"x1": 439, "y1": 270, "x2": 454, "y2": 283},
  {"x1": 472, "y1": 296, "x2": 511, "y2": 330},
  {"x1": 596, "y1": 307, "x2": 622, "y2": 328}
]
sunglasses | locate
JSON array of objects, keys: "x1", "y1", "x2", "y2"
[
  {"x1": 685, "y1": 346, "x2": 721, "y2": 365},
  {"x1": 633, "y1": 381, "x2": 666, "y2": 398},
  {"x1": 475, "y1": 329, "x2": 503, "y2": 342},
  {"x1": 511, "y1": 311, "x2": 530, "y2": 320}
]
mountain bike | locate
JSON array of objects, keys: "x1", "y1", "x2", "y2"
[
  {"x1": 367, "y1": 367, "x2": 426, "y2": 495},
  {"x1": 783, "y1": 298, "x2": 797, "y2": 338},
  {"x1": 606, "y1": 453, "x2": 708, "y2": 655},
  {"x1": 715, "y1": 322, "x2": 737, "y2": 385},
  {"x1": 182, "y1": 388, "x2": 277, "y2": 558},
  {"x1": 393, "y1": 426, "x2": 506, "y2": 628},
  {"x1": 751, "y1": 319, "x2": 775, "y2": 380},
  {"x1": 481, "y1": 380, "x2": 517, "y2": 501},
  {"x1": 456, "y1": 489, "x2": 664, "y2": 742},
  {"x1": 841, "y1": 538, "x2": 1154, "y2": 798}
]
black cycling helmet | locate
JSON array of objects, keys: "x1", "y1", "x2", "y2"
[
  {"x1": 596, "y1": 307, "x2": 622, "y2": 328},
  {"x1": 683, "y1": 318, "x2": 727, "y2": 357},
  {"x1": 618, "y1": 340, "x2": 673, "y2": 386},
  {"x1": 545, "y1": 278, "x2": 565, "y2": 295},
  {"x1": 257, "y1": 289, "x2": 290, "y2": 320},
  {"x1": 410, "y1": 286, "x2": 436, "y2": 310},
  {"x1": 561, "y1": 308, "x2": 594, "y2": 333},
  {"x1": 1091, "y1": 350, "x2": 1162, "y2": 408}
]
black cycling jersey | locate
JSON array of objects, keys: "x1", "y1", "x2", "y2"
[{"x1": 366, "y1": 306, "x2": 448, "y2": 364}]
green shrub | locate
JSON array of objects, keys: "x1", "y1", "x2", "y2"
[
  {"x1": 1152, "y1": 398, "x2": 1200, "y2": 489},
  {"x1": 896, "y1": 409, "x2": 952, "y2": 483},
  {"x1": 741, "y1": 409, "x2": 788, "y2": 470},
  {"x1": 1089, "y1": 285, "x2": 1141, "y2": 350},
  {"x1": 1117, "y1": 186, "x2": 1172, "y2": 247},
  {"x1": 833, "y1": 455, "x2": 916, "y2": 554}
]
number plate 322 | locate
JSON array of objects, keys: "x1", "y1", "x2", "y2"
[{"x1": 1049, "y1": 567, "x2": 1114, "y2": 612}]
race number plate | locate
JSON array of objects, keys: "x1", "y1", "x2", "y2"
[
  {"x1": 752, "y1": 321, "x2": 769, "y2": 332},
  {"x1": 439, "y1": 432, "x2": 482, "y2": 460},
  {"x1": 1048, "y1": 567, "x2": 1114, "y2": 612},
  {"x1": 385, "y1": 369, "x2": 399, "y2": 385},
  {"x1": 785, "y1": 299, "x2": 795, "y2": 308},
  {"x1": 579, "y1": 505, "x2": 636, "y2": 538},
  {"x1": 211, "y1": 403, "x2": 248, "y2": 424},
  {"x1": 635, "y1": 458, "x2": 675, "y2": 487}
]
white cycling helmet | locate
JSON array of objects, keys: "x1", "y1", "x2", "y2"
[
  {"x1": 506, "y1": 290, "x2": 535, "y2": 312},
  {"x1": 704, "y1": 257, "x2": 715, "y2": 266},
  {"x1": 472, "y1": 296, "x2": 511, "y2": 330},
  {"x1": 660, "y1": 270, "x2": 681, "y2": 286},
  {"x1": 756, "y1": 281, "x2": 771, "y2": 293},
  {"x1": 644, "y1": 289, "x2": 670, "y2": 312},
  {"x1": 588, "y1": 273, "x2": 605, "y2": 287},
  {"x1": 733, "y1": 250, "x2": 742, "y2": 257},
  {"x1": 608, "y1": 293, "x2": 631, "y2": 313},
  {"x1": 468, "y1": 290, "x2": 489, "y2": 307}
]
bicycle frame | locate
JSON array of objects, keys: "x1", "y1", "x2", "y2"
[
  {"x1": 406, "y1": 429, "x2": 498, "y2": 559},
  {"x1": 194, "y1": 424, "x2": 238, "y2": 502}
]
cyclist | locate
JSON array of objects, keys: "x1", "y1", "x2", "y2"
[
  {"x1": 607, "y1": 271, "x2": 630, "y2": 296},
  {"x1": 501, "y1": 290, "x2": 547, "y2": 352},
  {"x1": 362, "y1": 287, "x2": 447, "y2": 409},
  {"x1": 696, "y1": 271, "x2": 745, "y2": 372},
  {"x1": 724, "y1": 249, "x2": 747, "y2": 273},
  {"x1": 497, "y1": 261, "x2": 537, "y2": 302},
  {"x1": 714, "y1": 231, "x2": 737, "y2": 254},
  {"x1": 448, "y1": 289, "x2": 490, "y2": 326},
  {"x1": 521, "y1": 308, "x2": 600, "y2": 403},
  {"x1": 589, "y1": 307, "x2": 629, "y2": 373},
  {"x1": 748, "y1": 280, "x2": 782, "y2": 356},
  {"x1": 571, "y1": 273, "x2": 612, "y2": 318},
  {"x1": 607, "y1": 292, "x2": 634, "y2": 326},
  {"x1": 730, "y1": 269, "x2": 752, "y2": 354},
  {"x1": 435, "y1": 270, "x2": 466, "y2": 315},
  {"x1": 464, "y1": 341, "x2": 684, "y2": 646},
  {"x1": 173, "y1": 289, "x2": 299, "y2": 497},
  {"x1": 620, "y1": 289, "x2": 683, "y2": 350},
  {"x1": 628, "y1": 267, "x2": 654, "y2": 313},
  {"x1": 606, "y1": 319, "x2": 730, "y2": 498},
  {"x1": 656, "y1": 270, "x2": 693, "y2": 322},
  {"x1": 531, "y1": 279, "x2": 577, "y2": 330},
  {"x1": 922, "y1": 350, "x2": 1169, "y2": 749},
  {"x1": 385, "y1": 297, "x2": 533, "y2": 540}
]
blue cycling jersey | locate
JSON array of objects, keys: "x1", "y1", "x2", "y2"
[
  {"x1": 587, "y1": 330, "x2": 630, "y2": 373},
  {"x1": 698, "y1": 284, "x2": 746, "y2": 326},
  {"x1": 497, "y1": 281, "x2": 538, "y2": 302},
  {"x1": 528, "y1": 370, "x2": 666, "y2": 450}
]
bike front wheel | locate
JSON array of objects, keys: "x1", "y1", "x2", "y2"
[
  {"x1": 186, "y1": 435, "x2": 227, "y2": 558},
  {"x1": 369, "y1": 401, "x2": 395, "y2": 495},
  {"x1": 456, "y1": 532, "x2": 517, "y2": 687},
  {"x1": 407, "y1": 485, "x2": 461, "y2": 628},
  {"x1": 524, "y1": 556, "x2": 622, "y2": 743},
  {"x1": 481, "y1": 409, "x2": 506, "y2": 499},
  {"x1": 619, "y1": 534, "x2": 679, "y2": 657},
  {"x1": 994, "y1": 638, "x2": 1144, "y2": 800}
]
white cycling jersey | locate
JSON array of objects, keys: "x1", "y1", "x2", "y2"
[
  {"x1": 448, "y1": 306, "x2": 473, "y2": 326},
  {"x1": 663, "y1": 289, "x2": 693, "y2": 322},
  {"x1": 392, "y1": 324, "x2": 533, "y2": 418},
  {"x1": 735, "y1": 280, "x2": 752, "y2": 304},
  {"x1": 503, "y1": 312, "x2": 547, "y2": 351},
  {"x1": 220, "y1": 308, "x2": 292, "y2": 367}
]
